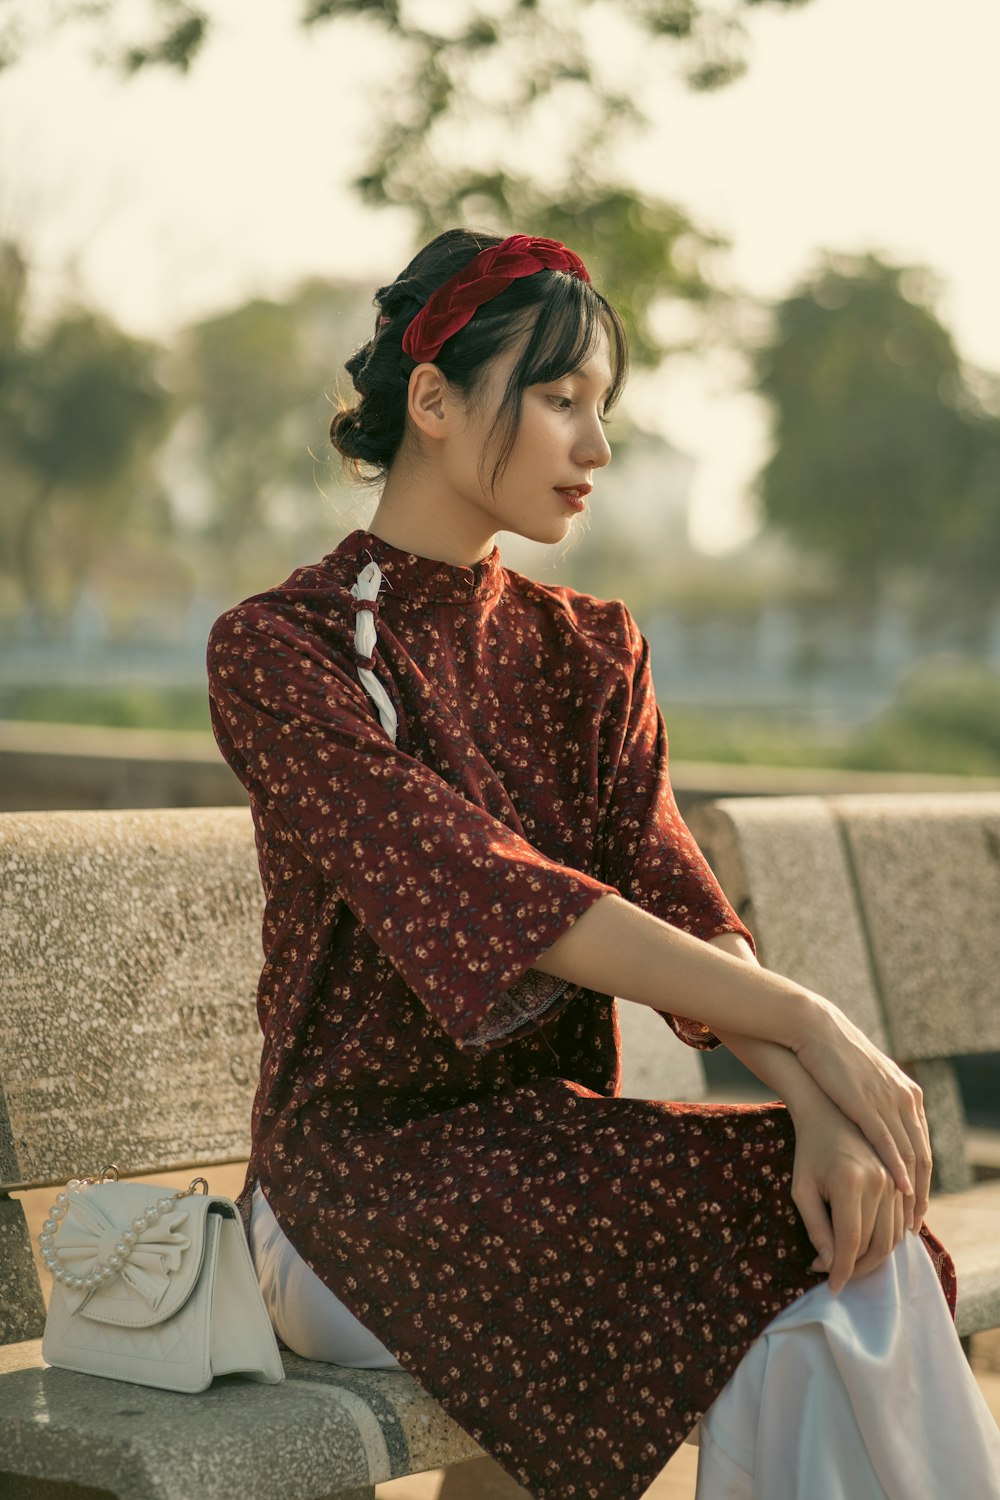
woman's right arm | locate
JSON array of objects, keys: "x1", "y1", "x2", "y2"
[{"x1": 534, "y1": 892, "x2": 929, "y2": 1206}]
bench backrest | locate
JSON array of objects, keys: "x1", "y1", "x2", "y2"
[
  {"x1": 688, "y1": 792, "x2": 1000, "y2": 1194},
  {"x1": 0, "y1": 805, "x2": 705, "y2": 1343},
  {"x1": 0, "y1": 808, "x2": 264, "y2": 1196}
]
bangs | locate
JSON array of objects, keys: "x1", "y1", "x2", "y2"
[
  {"x1": 517, "y1": 278, "x2": 629, "y2": 413},
  {"x1": 475, "y1": 273, "x2": 629, "y2": 490}
]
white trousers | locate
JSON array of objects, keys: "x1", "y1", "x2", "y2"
[
  {"x1": 248, "y1": 1182, "x2": 1000, "y2": 1497},
  {"x1": 250, "y1": 1180, "x2": 405, "y2": 1370}
]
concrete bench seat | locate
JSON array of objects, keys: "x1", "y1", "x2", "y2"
[
  {"x1": 688, "y1": 791, "x2": 1000, "y2": 1348},
  {"x1": 0, "y1": 1337, "x2": 481, "y2": 1500}
]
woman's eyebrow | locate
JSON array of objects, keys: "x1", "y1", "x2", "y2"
[{"x1": 566, "y1": 366, "x2": 614, "y2": 398}]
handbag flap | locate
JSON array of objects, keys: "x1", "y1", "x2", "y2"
[{"x1": 54, "y1": 1182, "x2": 222, "y2": 1328}]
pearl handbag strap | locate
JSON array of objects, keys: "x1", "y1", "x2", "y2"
[{"x1": 39, "y1": 1169, "x2": 208, "y2": 1296}]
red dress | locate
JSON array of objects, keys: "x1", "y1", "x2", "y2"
[{"x1": 207, "y1": 528, "x2": 955, "y2": 1500}]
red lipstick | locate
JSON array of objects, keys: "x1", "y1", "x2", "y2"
[{"x1": 555, "y1": 484, "x2": 591, "y2": 512}]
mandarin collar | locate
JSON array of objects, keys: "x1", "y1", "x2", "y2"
[{"x1": 327, "y1": 529, "x2": 506, "y2": 605}]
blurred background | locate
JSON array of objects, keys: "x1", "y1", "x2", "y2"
[
  {"x1": 1, "y1": 5, "x2": 999, "y2": 1004},
  {"x1": 3, "y1": 6, "x2": 1000, "y2": 1493},
  {"x1": 2, "y1": 0, "x2": 999, "y2": 795}
]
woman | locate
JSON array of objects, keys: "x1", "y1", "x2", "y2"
[{"x1": 207, "y1": 230, "x2": 1000, "y2": 1498}]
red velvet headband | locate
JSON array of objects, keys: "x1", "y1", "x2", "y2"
[{"x1": 399, "y1": 234, "x2": 591, "y2": 365}]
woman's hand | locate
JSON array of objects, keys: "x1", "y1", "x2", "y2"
[
  {"x1": 790, "y1": 1091, "x2": 908, "y2": 1295},
  {"x1": 790, "y1": 996, "x2": 931, "y2": 1234}
]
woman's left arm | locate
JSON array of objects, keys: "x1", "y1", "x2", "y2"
[{"x1": 706, "y1": 932, "x2": 925, "y2": 1293}]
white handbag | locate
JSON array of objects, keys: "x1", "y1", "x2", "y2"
[{"x1": 39, "y1": 1164, "x2": 285, "y2": 1394}]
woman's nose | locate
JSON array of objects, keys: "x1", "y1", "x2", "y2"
[{"x1": 578, "y1": 414, "x2": 612, "y2": 470}]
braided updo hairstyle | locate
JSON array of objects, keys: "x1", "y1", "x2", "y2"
[{"x1": 330, "y1": 227, "x2": 629, "y2": 491}]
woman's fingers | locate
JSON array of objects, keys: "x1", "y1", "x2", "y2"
[
  {"x1": 882, "y1": 1083, "x2": 931, "y2": 1231},
  {"x1": 849, "y1": 1186, "x2": 901, "y2": 1283},
  {"x1": 794, "y1": 1178, "x2": 835, "y2": 1275},
  {"x1": 854, "y1": 1073, "x2": 926, "y2": 1205},
  {"x1": 856, "y1": 1106, "x2": 914, "y2": 1199},
  {"x1": 789, "y1": 1097, "x2": 915, "y2": 1295},
  {"x1": 794, "y1": 1006, "x2": 932, "y2": 1208},
  {"x1": 827, "y1": 1179, "x2": 866, "y2": 1295},
  {"x1": 826, "y1": 1152, "x2": 901, "y2": 1294},
  {"x1": 911, "y1": 1088, "x2": 932, "y2": 1231}
]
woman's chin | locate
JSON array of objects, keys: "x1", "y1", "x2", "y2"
[{"x1": 502, "y1": 514, "x2": 578, "y2": 547}]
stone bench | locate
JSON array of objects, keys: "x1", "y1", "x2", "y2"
[
  {"x1": 0, "y1": 806, "x2": 704, "y2": 1499},
  {"x1": 5, "y1": 796, "x2": 994, "y2": 1496},
  {"x1": 688, "y1": 791, "x2": 1000, "y2": 1348}
]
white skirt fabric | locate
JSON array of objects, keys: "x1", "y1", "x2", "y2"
[
  {"x1": 693, "y1": 1226, "x2": 1000, "y2": 1499},
  {"x1": 249, "y1": 1181, "x2": 1000, "y2": 1496},
  {"x1": 249, "y1": 1179, "x2": 404, "y2": 1369}
]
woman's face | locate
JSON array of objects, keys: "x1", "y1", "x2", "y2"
[{"x1": 440, "y1": 323, "x2": 615, "y2": 545}]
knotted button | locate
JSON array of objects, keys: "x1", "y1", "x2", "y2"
[{"x1": 350, "y1": 559, "x2": 398, "y2": 742}]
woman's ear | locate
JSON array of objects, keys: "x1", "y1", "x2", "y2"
[{"x1": 407, "y1": 363, "x2": 455, "y2": 442}]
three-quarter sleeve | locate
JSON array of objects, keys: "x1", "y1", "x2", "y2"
[
  {"x1": 595, "y1": 606, "x2": 755, "y2": 1050},
  {"x1": 208, "y1": 605, "x2": 621, "y2": 1055}
]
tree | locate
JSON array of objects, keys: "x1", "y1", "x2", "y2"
[
  {"x1": 0, "y1": 0, "x2": 813, "y2": 367},
  {"x1": 166, "y1": 276, "x2": 376, "y2": 598},
  {"x1": 752, "y1": 252, "x2": 1000, "y2": 628},
  {"x1": 0, "y1": 254, "x2": 175, "y2": 632}
]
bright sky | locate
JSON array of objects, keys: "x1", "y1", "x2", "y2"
[{"x1": 1, "y1": 0, "x2": 997, "y2": 553}]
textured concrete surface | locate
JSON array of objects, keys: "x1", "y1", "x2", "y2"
[
  {"x1": 925, "y1": 1179, "x2": 1000, "y2": 1339},
  {"x1": 828, "y1": 792, "x2": 1000, "y2": 1194},
  {"x1": 687, "y1": 797, "x2": 888, "y2": 1046},
  {"x1": 617, "y1": 1000, "x2": 706, "y2": 1102},
  {"x1": 689, "y1": 794, "x2": 1000, "y2": 1323},
  {"x1": 832, "y1": 792, "x2": 1000, "y2": 1060},
  {"x1": 0, "y1": 1338, "x2": 482, "y2": 1498},
  {"x1": 0, "y1": 807, "x2": 263, "y2": 1188},
  {"x1": 0, "y1": 1195, "x2": 45, "y2": 1342},
  {"x1": 281, "y1": 1354, "x2": 484, "y2": 1478},
  {"x1": 907, "y1": 1057, "x2": 972, "y2": 1194}
]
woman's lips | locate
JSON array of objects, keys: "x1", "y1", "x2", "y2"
[{"x1": 555, "y1": 486, "x2": 590, "y2": 511}]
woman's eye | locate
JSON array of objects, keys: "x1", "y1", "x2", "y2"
[{"x1": 548, "y1": 394, "x2": 574, "y2": 410}]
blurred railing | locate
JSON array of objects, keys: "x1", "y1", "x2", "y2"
[{"x1": 4, "y1": 718, "x2": 1000, "y2": 816}]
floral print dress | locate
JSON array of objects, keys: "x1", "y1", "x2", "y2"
[{"x1": 207, "y1": 528, "x2": 956, "y2": 1500}]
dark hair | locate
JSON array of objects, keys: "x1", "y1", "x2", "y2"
[{"x1": 329, "y1": 227, "x2": 629, "y2": 491}]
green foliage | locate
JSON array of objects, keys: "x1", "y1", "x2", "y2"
[
  {"x1": 0, "y1": 237, "x2": 380, "y2": 635},
  {"x1": 0, "y1": 257, "x2": 175, "y2": 633},
  {"x1": 753, "y1": 252, "x2": 1000, "y2": 616},
  {"x1": 122, "y1": 8, "x2": 209, "y2": 75},
  {"x1": 12, "y1": 311, "x2": 169, "y2": 485},
  {"x1": 0, "y1": 683, "x2": 212, "y2": 732},
  {"x1": 665, "y1": 659, "x2": 1000, "y2": 777},
  {"x1": 664, "y1": 706, "x2": 852, "y2": 769},
  {"x1": 843, "y1": 659, "x2": 1000, "y2": 776},
  {"x1": 167, "y1": 277, "x2": 375, "y2": 597},
  {"x1": 0, "y1": 0, "x2": 814, "y2": 370},
  {"x1": 322, "y1": 0, "x2": 751, "y2": 361}
]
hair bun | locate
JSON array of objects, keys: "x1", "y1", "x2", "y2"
[
  {"x1": 375, "y1": 278, "x2": 424, "y2": 325},
  {"x1": 330, "y1": 403, "x2": 381, "y2": 466}
]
